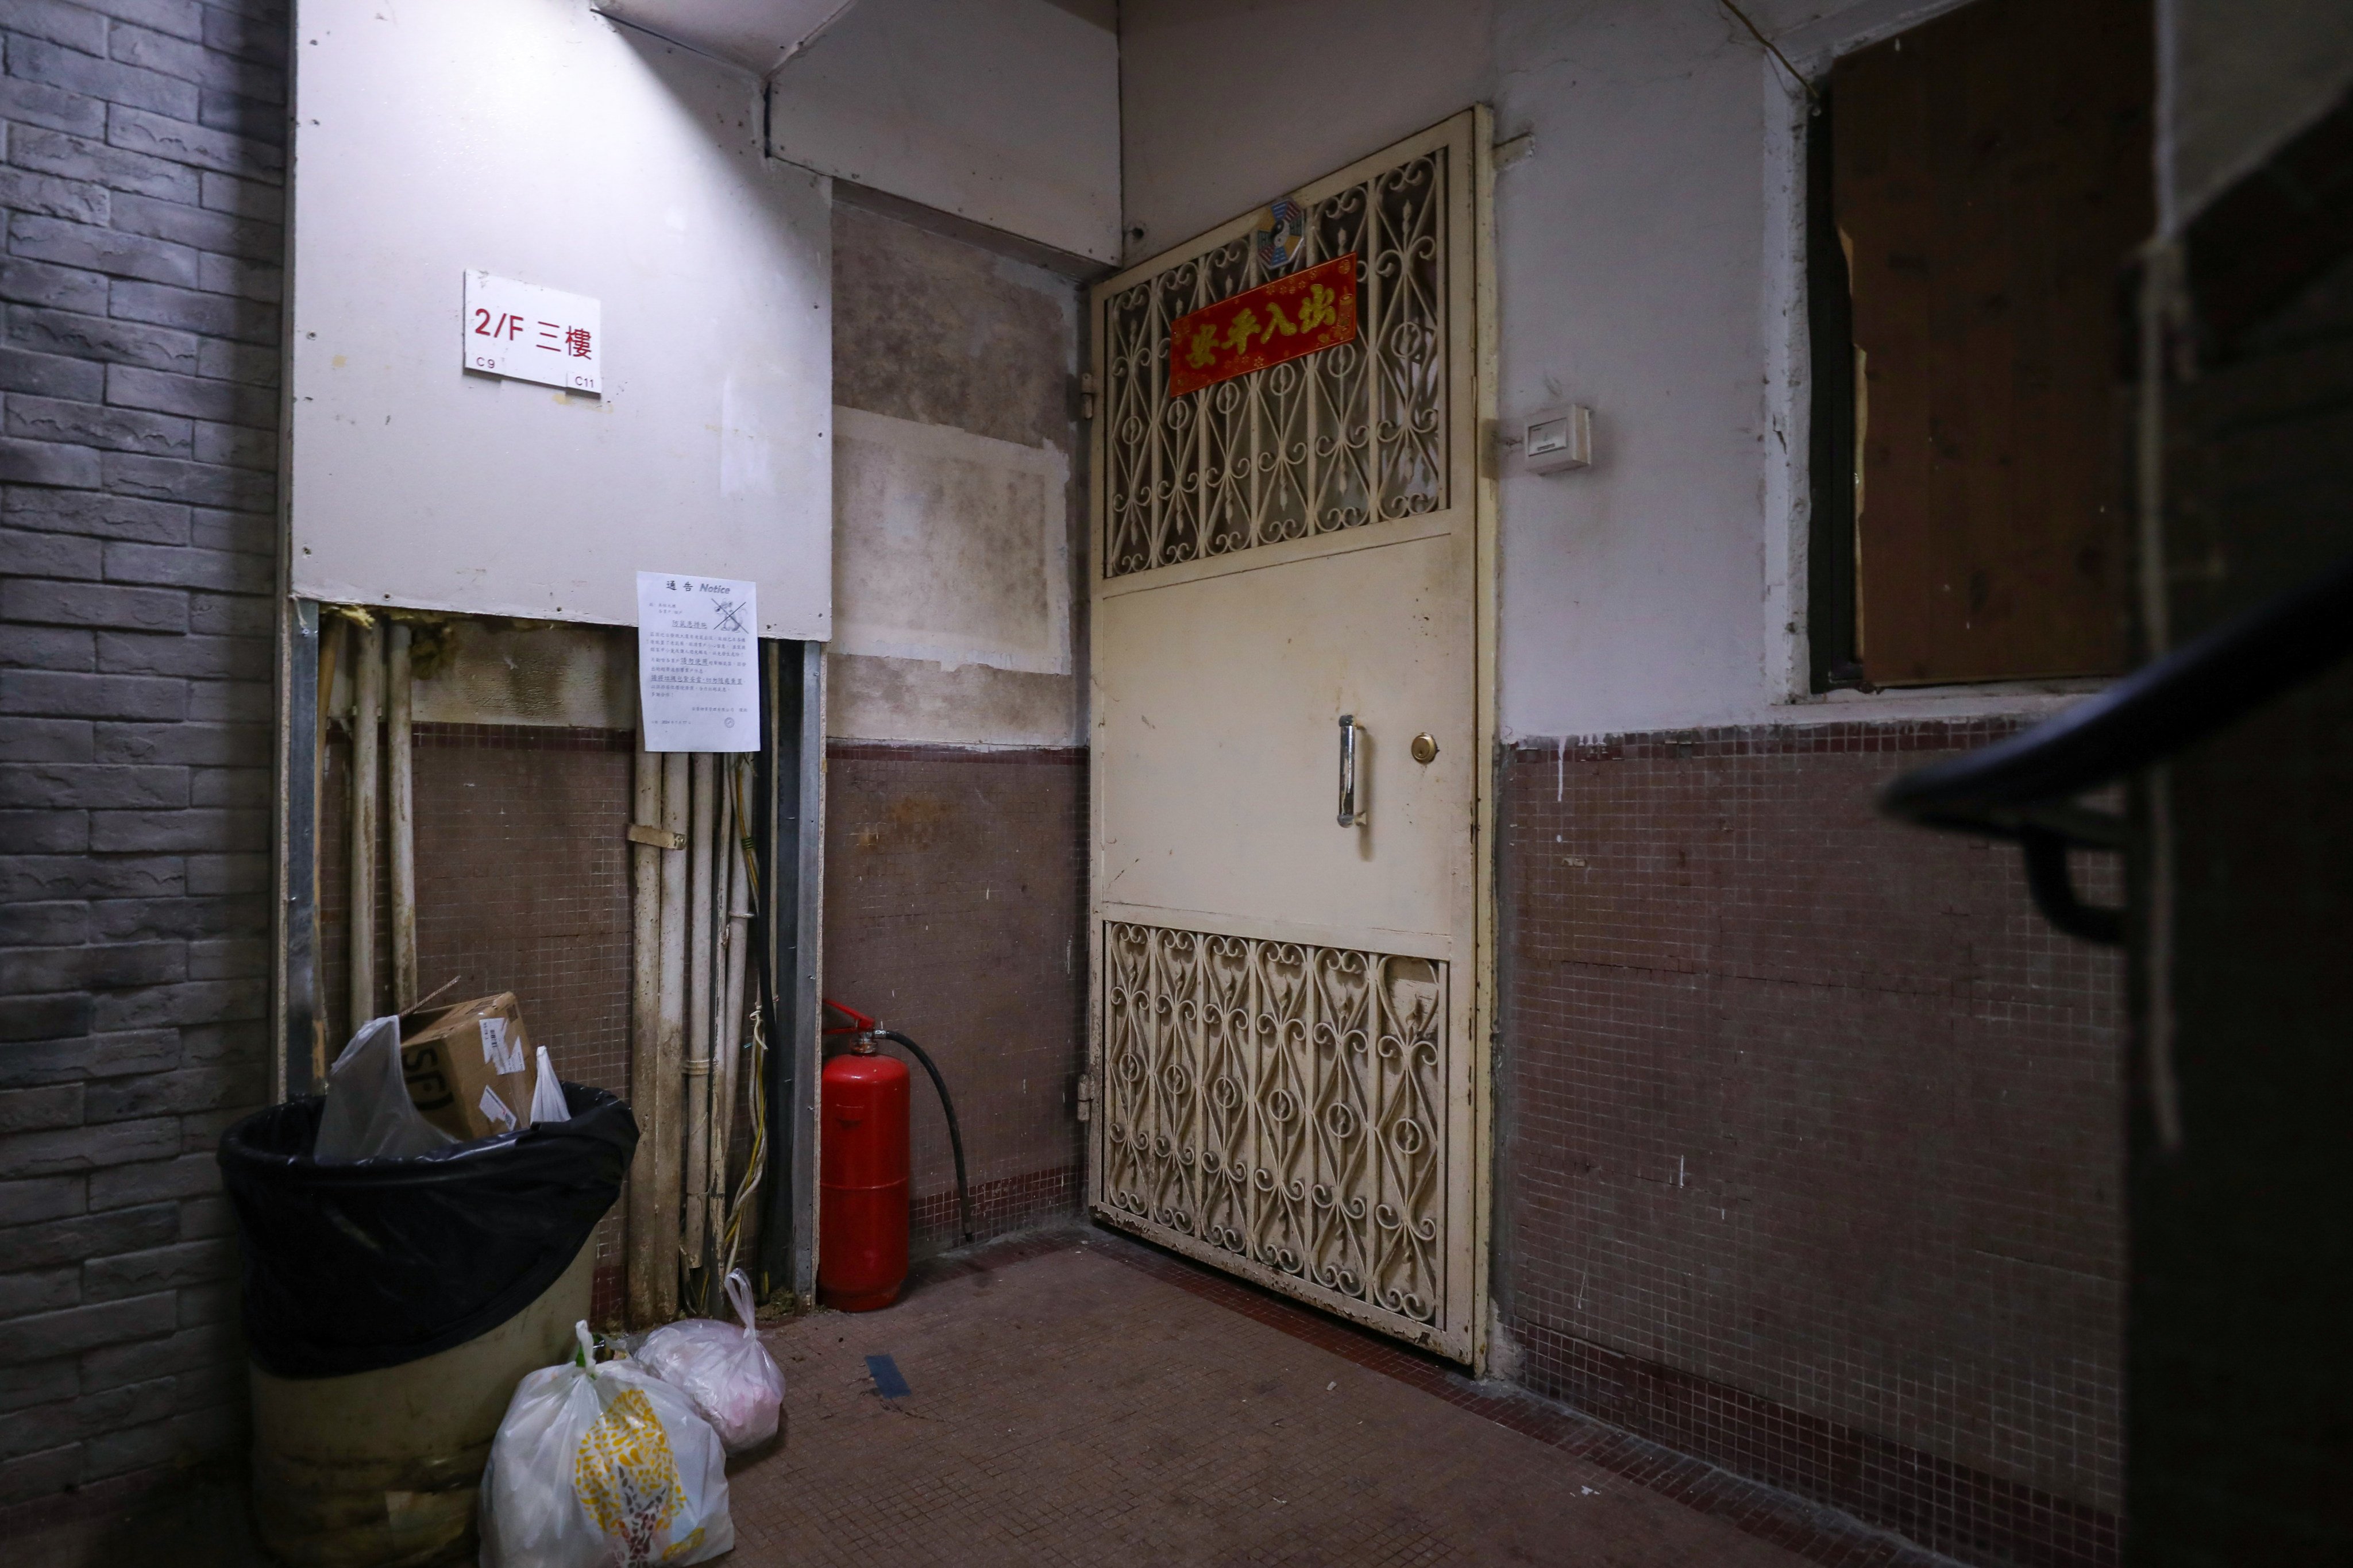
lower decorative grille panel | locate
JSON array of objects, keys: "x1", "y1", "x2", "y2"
[{"x1": 1098, "y1": 921, "x2": 1449, "y2": 1339}]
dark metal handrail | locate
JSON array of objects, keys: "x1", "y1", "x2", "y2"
[{"x1": 1879, "y1": 551, "x2": 2353, "y2": 943}]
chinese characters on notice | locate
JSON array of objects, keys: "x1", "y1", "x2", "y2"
[{"x1": 637, "y1": 573, "x2": 758, "y2": 754}]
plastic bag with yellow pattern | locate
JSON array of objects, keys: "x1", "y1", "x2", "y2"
[{"x1": 480, "y1": 1321, "x2": 733, "y2": 1567}]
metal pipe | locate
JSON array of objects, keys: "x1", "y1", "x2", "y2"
[
  {"x1": 683, "y1": 752, "x2": 716, "y2": 1270},
  {"x1": 654, "y1": 750, "x2": 689, "y2": 1322},
  {"x1": 702, "y1": 768, "x2": 734, "y2": 1257},
  {"x1": 386, "y1": 622, "x2": 418, "y2": 1011},
  {"x1": 711, "y1": 758, "x2": 753, "y2": 1254},
  {"x1": 625, "y1": 732, "x2": 664, "y2": 1326},
  {"x1": 280, "y1": 600, "x2": 323, "y2": 1098},
  {"x1": 761, "y1": 639, "x2": 826, "y2": 1306},
  {"x1": 349, "y1": 617, "x2": 382, "y2": 1027}
]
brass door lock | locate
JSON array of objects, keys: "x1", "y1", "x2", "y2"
[{"x1": 1411, "y1": 733, "x2": 1439, "y2": 764}]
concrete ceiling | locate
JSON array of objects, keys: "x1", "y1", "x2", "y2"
[{"x1": 597, "y1": 0, "x2": 862, "y2": 77}]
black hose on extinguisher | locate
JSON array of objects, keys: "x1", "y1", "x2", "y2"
[{"x1": 875, "y1": 1029, "x2": 973, "y2": 1246}]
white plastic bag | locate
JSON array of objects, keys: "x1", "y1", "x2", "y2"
[
  {"x1": 632, "y1": 1270, "x2": 786, "y2": 1454},
  {"x1": 314, "y1": 1015, "x2": 454, "y2": 1162},
  {"x1": 529, "y1": 1044, "x2": 569, "y2": 1125},
  {"x1": 480, "y1": 1322, "x2": 732, "y2": 1568}
]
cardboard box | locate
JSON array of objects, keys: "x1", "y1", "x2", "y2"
[{"x1": 399, "y1": 992, "x2": 535, "y2": 1141}]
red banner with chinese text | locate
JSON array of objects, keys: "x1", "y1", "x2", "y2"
[{"x1": 1167, "y1": 254, "x2": 1359, "y2": 397}]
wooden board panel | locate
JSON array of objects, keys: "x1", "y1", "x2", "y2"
[{"x1": 1835, "y1": 0, "x2": 2152, "y2": 684}]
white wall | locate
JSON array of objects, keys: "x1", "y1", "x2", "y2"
[
  {"x1": 1487, "y1": 0, "x2": 1784, "y2": 740},
  {"x1": 596, "y1": 0, "x2": 849, "y2": 77},
  {"x1": 767, "y1": 0, "x2": 1121, "y2": 264},
  {"x1": 1121, "y1": 0, "x2": 2103, "y2": 740},
  {"x1": 288, "y1": 0, "x2": 832, "y2": 638},
  {"x1": 1118, "y1": 0, "x2": 1490, "y2": 265}
]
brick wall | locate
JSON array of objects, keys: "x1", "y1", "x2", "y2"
[
  {"x1": 1499, "y1": 721, "x2": 2126, "y2": 1568},
  {"x1": 0, "y1": 0, "x2": 286, "y2": 1511}
]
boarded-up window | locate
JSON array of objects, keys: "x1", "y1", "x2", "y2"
[{"x1": 1827, "y1": 0, "x2": 2152, "y2": 685}]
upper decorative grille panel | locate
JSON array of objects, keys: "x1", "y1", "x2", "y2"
[
  {"x1": 1103, "y1": 148, "x2": 1450, "y2": 578},
  {"x1": 1101, "y1": 922, "x2": 1448, "y2": 1331}
]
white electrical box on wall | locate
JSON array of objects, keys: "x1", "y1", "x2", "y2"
[
  {"x1": 287, "y1": 0, "x2": 831, "y2": 638},
  {"x1": 1523, "y1": 405, "x2": 1593, "y2": 475}
]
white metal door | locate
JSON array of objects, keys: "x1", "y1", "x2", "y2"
[{"x1": 1086, "y1": 111, "x2": 1493, "y2": 1362}]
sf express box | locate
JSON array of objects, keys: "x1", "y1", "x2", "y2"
[{"x1": 399, "y1": 992, "x2": 535, "y2": 1141}]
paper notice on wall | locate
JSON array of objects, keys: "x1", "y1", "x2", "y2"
[{"x1": 638, "y1": 572, "x2": 759, "y2": 752}]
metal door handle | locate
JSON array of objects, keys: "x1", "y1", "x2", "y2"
[{"x1": 1337, "y1": 714, "x2": 1363, "y2": 827}]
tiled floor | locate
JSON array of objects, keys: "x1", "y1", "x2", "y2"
[
  {"x1": 728, "y1": 1226, "x2": 1947, "y2": 1567},
  {"x1": 9, "y1": 1222, "x2": 1951, "y2": 1567}
]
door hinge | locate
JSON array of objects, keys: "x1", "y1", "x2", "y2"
[
  {"x1": 1079, "y1": 371, "x2": 1098, "y2": 422},
  {"x1": 1075, "y1": 1071, "x2": 1096, "y2": 1122}
]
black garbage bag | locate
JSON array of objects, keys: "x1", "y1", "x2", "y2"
[{"x1": 218, "y1": 1082, "x2": 638, "y2": 1378}]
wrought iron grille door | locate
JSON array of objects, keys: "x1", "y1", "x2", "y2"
[
  {"x1": 1101, "y1": 926, "x2": 1449, "y2": 1324},
  {"x1": 1086, "y1": 111, "x2": 1491, "y2": 1362}
]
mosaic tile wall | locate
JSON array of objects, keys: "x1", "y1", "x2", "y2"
[
  {"x1": 823, "y1": 743, "x2": 1088, "y2": 1256},
  {"x1": 322, "y1": 722, "x2": 636, "y2": 1324},
  {"x1": 1498, "y1": 720, "x2": 2126, "y2": 1568}
]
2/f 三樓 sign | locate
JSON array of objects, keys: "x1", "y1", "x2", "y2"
[{"x1": 462, "y1": 272, "x2": 601, "y2": 395}]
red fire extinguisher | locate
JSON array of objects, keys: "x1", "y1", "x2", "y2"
[{"x1": 818, "y1": 1001, "x2": 971, "y2": 1313}]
